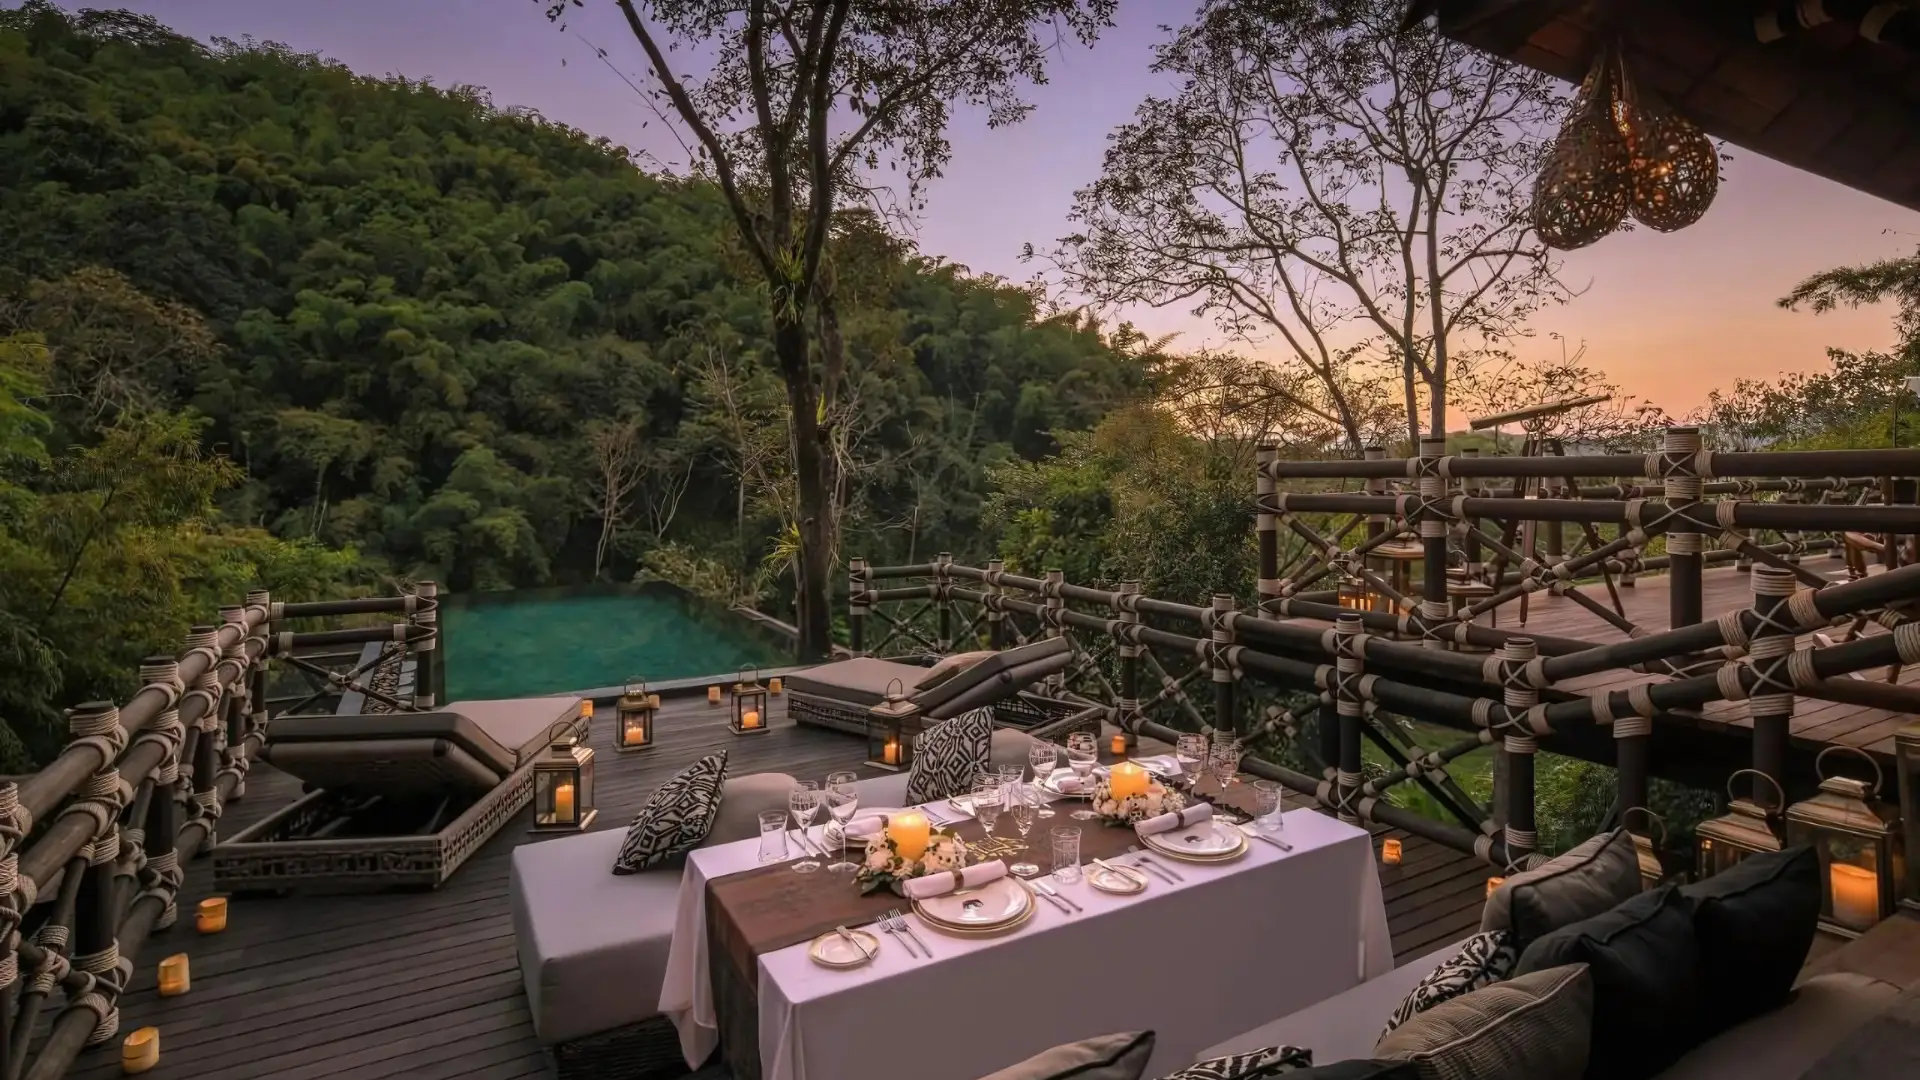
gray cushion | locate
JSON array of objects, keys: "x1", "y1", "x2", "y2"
[
  {"x1": 914, "y1": 638, "x2": 1072, "y2": 716},
  {"x1": 703, "y1": 772, "x2": 798, "y2": 848},
  {"x1": 444, "y1": 696, "x2": 589, "y2": 759},
  {"x1": 509, "y1": 828, "x2": 681, "y2": 1044},
  {"x1": 264, "y1": 737, "x2": 504, "y2": 795},
  {"x1": 979, "y1": 1031, "x2": 1155, "y2": 1080},
  {"x1": 990, "y1": 728, "x2": 1039, "y2": 771},
  {"x1": 1482, "y1": 828, "x2": 1640, "y2": 947},
  {"x1": 917, "y1": 650, "x2": 997, "y2": 691},
  {"x1": 1199, "y1": 940, "x2": 1470, "y2": 1065},
  {"x1": 784, "y1": 657, "x2": 925, "y2": 706},
  {"x1": 267, "y1": 695, "x2": 586, "y2": 781},
  {"x1": 1658, "y1": 972, "x2": 1901, "y2": 1080},
  {"x1": 1373, "y1": 964, "x2": 1592, "y2": 1080},
  {"x1": 848, "y1": 771, "x2": 911, "y2": 807}
]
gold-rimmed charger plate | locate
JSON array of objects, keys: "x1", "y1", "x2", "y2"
[
  {"x1": 1141, "y1": 822, "x2": 1249, "y2": 863},
  {"x1": 914, "y1": 894, "x2": 1037, "y2": 937},
  {"x1": 808, "y1": 929, "x2": 881, "y2": 969},
  {"x1": 913, "y1": 876, "x2": 1033, "y2": 933},
  {"x1": 1086, "y1": 863, "x2": 1147, "y2": 894}
]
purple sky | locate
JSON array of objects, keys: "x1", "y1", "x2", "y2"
[{"x1": 108, "y1": 0, "x2": 1920, "y2": 411}]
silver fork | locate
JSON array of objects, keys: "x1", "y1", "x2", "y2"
[
  {"x1": 1125, "y1": 844, "x2": 1184, "y2": 882},
  {"x1": 877, "y1": 915, "x2": 918, "y2": 958},
  {"x1": 888, "y1": 908, "x2": 933, "y2": 958}
]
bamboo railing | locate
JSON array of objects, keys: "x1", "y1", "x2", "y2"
[
  {"x1": 0, "y1": 584, "x2": 442, "y2": 1080},
  {"x1": 850, "y1": 430, "x2": 1920, "y2": 874}
]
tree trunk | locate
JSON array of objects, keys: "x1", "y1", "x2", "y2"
[{"x1": 774, "y1": 318, "x2": 836, "y2": 662}]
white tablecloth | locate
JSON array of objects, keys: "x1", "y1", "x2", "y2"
[{"x1": 662, "y1": 808, "x2": 1391, "y2": 1080}]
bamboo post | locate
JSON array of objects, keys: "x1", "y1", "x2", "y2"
[
  {"x1": 1043, "y1": 569, "x2": 1066, "y2": 696},
  {"x1": 246, "y1": 589, "x2": 270, "y2": 741},
  {"x1": 1334, "y1": 613, "x2": 1365, "y2": 824},
  {"x1": 64, "y1": 703, "x2": 124, "y2": 1049},
  {"x1": 1461, "y1": 447, "x2": 1485, "y2": 582},
  {"x1": 0, "y1": 782, "x2": 23, "y2": 1078},
  {"x1": 134, "y1": 657, "x2": 183, "y2": 934},
  {"x1": 411, "y1": 580, "x2": 439, "y2": 709},
  {"x1": 1748, "y1": 567, "x2": 1799, "y2": 811},
  {"x1": 1257, "y1": 444, "x2": 1280, "y2": 616},
  {"x1": 848, "y1": 557, "x2": 868, "y2": 656},
  {"x1": 1418, "y1": 435, "x2": 1452, "y2": 646},
  {"x1": 1364, "y1": 445, "x2": 1387, "y2": 589},
  {"x1": 1211, "y1": 594, "x2": 1238, "y2": 737},
  {"x1": 219, "y1": 606, "x2": 248, "y2": 799},
  {"x1": 1498, "y1": 638, "x2": 1540, "y2": 867},
  {"x1": 984, "y1": 559, "x2": 1004, "y2": 650},
  {"x1": 1117, "y1": 581, "x2": 1141, "y2": 746},
  {"x1": 935, "y1": 552, "x2": 953, "y2": 654},
  {"x1": 182, "y1": 627, "x2": 221, "y2": 850},
  {"x1": 1664, "y1": 427, "x2": 1705, "y2": 628}
]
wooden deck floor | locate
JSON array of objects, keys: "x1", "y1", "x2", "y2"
[{"x1": 78, "y1": 694, "x2": 1487, "y2": 1080}]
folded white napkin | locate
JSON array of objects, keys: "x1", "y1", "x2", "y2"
[
  {"x1": 1131, "y1": 755, "x2": 1183, "y2": 776},
  {"x1": 902, "y1": 860, "x2": 1008, "y2": 900},
  {"x1": 1136, "y1": 802, "x2": 1213, "y2": 837},
  {"x1": 1050, "y1": 766, "x2": 1107, "y2": 794},
  {"x1": 841, "y1": 814, "x2": 889, "y2": 839}
]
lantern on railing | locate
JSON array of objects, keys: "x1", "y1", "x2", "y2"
[
  {"x1": 1786, "y1": 747, "x2": 1903, "y2": 937},
  {"x1": 1338, "y1": 577, "x2": 1374, "y2": 614},
  {"x1": 730, "y1": 666, "x2": 769, "y2": 736},
  {"x1": 533, "y1": 736, "x2": 597, "y2": 832},
  {"x1": 616, "y1": 677, "x2": 657, "y2": 752},
  {"x1": 1623, "y1": 807, "x2": 1670, "y2": 891},
  {"x1": 866, "y1": 678, "x2": 921, "y2": 771},
  {"x1": 1696, "y1": 769, "x2": 1784, "y2": 879},
  {"x1": 1897, "y1": 722, "x2": 1920, "y2": 910}
]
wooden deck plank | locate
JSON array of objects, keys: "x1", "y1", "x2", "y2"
[{"x1": 75, "y1": 692, "x2": 1498, "y2": 1080}]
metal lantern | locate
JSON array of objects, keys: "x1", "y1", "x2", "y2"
[
  {"x1": 1786, "y1": 747, "x2": 1903, "y2": 938},
  {"x1": 1624, "y1": 807, "x2": 1670, "y2": 891},
  {"x1": 615, "y1": 677, "x2": 657, "y2": 752},
  {"x1": 1897, "y1": 721, "x2": 1920, "y2": 910},
  {"x1": 866, "y1": 678, "x2": 921, "y2": 772},
  {"x1": 730, "y1": 666, "x2": 769, "y2": 736},
  {"x1": 533, "y1": 737, "x2": 597, "y2": 833},
  {"x1": 1696, "y1": 769, "x2": 1784, "y2": 880},
  {"x1": 1338, "y1": 577, "x2": 1375, "y2": 614}
]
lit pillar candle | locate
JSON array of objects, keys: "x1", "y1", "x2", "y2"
[
  {"x1": 887, "y1": 811, "x2": 931, "y2": 862},
  {"x1": 553, "y1": 781, "x2": 575, "y2": 822},
  {"x1": 1109, "y1": 762, "x2": 1149, "y2": 800},
  {"x1": 1381, "y1": 838, "x2": 1402, "y2": 865},
  {"x1": 742, "y1": 710, "x2": 761, "y2": 730},
  {"x1": 121, "y1": 1027, "x2": 159, "y2": 1075},
  {"x1": 196, "y1": 897, "x2": 227, "y2": 934},
  {"x1": 157, "y1": 954, "x2": 190, "y2": 997},
  {"x1": 883, "y1": 738, "x2": 900, "y2": 766},
  {"x1": 708, "y1": 685, "x2": 722, "y2": 705},
  {"x1": 1830, "y1": 862, "x2": 1880, "y2": 931}
]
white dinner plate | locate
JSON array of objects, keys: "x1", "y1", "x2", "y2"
[
  {"x1": 1142, "y1": 820, "x2": 1247, "y2": 860},
  {"x1": 1038, "y1": 767, "x2": 1096, "y2": 799},
  {"x1": 809, "y1": 930, "x2": 881, "y2": 969},
  {"x1": 913, "y1": 875, "x2": 1031, "y2": 928}
]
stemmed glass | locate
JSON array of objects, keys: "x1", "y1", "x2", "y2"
[
  {"x1": 824, "y1": 771, "x2": 860, "y2": 875},
  {"x1": 1008, "y1": 783, "x2": 1040, "y2": 877},
  {"x1": 789, "y1": 780, "x2": 822, "y2": 873},
  {"x1": 1208, "y1": 738, "x2": 1241, "y2": 799},
  {"x1": 1066, "y1": 733, "x2": 1098, "y2": 821},
  {"x1": 1176, "y1": 733, "x2": 1209, "y2": 797},
  {"x1": 1029, "y1": 742, "x2": 1059, "y2": 818},
  {"x1": 972, "y1": 775, "x2": 1003, "y2": 840}
]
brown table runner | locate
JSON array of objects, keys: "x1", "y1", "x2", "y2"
[{"x1": 703, "y1": 774, "x2": 1260, "y2": 1077}]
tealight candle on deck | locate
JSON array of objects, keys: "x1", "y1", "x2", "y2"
[
  {"x1": 157, "y1": 954, "x2": 190, "y2": 997},
  {"x1": 121, "y1": 1027, "x2": 158, "y2": 1075},
  {"x1": 1486, "y1": 876, "x2": 1505, "y2": 899},
  {"x1": 1381, "y1": 838, "x2": 1402, "y2": 865},
  {"x1": 581, "y1": 699, "x2": 594, "y2": 720},
  {"x1": 708, "y1": 685, "x2": 722, "y2": 705},
  {"x1": 770, "y1": 676, "x2": 784, "y2": 695},
  {"x1": 1108, "y1": 762, "x2": 1149, "y2": 800},
  {"x1": 196, "y1": 897, "x2": 227, "y2": 934},
  {"x1": 647, "y1": 693, "x2": 661, "y2": 709},
  {"x1": 1110, "y1": 734, "x2": 1127, "y2": 755},
  {"x1": 742, "y1": 710, "x2": 762, "y2": 730},
  {"x1": 887, "y1": 811, "x2": 931, "y2": 862}
]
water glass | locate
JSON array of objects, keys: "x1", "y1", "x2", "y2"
[
  {"x1": 1049, "y1": 825, "x2": 1083, "y2": 885},
  {"x1": 1209, "y1": 739, "x2": 1240, "y2": 793},
  {"x1": 1009, "y1": 785, "x2": 1039, "y2": 877},
  {"x1": 1176, "y1": 733, "x2": 1208, "y2": 793},
  {"x1": 1251, "y1": 780, "x2": 1283, "y2": 833},
  {"x1": 973, "y1": 776, "x2": 1003, "y2": 837},
  {"x1": 824, "y1": 771, "x2": 861, "y2": 874},
  {"x1": 757, "y1": 810, "x2": 790, "y2": 864},
  {"x1": 1029, "y1": 742, "x2": 1059, "y2": 818},
  {"x1": 996, "y1": 764, "x2": 1022, "y2": 799},
  {"x1": 789, "y1": 781, "x2": 822, "y2": 873},
  {"x1": 1066, "y1": 733, "x2": 1098, "y2": 821}
]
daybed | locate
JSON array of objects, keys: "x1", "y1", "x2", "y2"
[
  {"x1": 509, "y1": 727, "x2": 1043, "y2": 1078},
  {"x1": 213, "y1": 695, "x2": 588, "y2": 893},
  {"x1": 784, "y1": 637, "x2": 1078, "y2": 737}
]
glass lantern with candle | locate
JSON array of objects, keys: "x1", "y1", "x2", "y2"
[
  {"x1": 1337, "y1": 577, "x2": 1374, "y2": 613},
  {"x1": 1896, "y1": 721, "x2": 1920, "y2": 911},
  {"x1": 1696, "y1": 769, "x2": 1785, "y2": 880},
  {"x1": 730, "y1": 666, "x2": 769, "y2": 735},
  {"x1": 533, "y1": 736, "x2": 597, "y2": 832},
  {"x1": 1785, "y1": 747, "x2": 1903, "y2": 938},
  {"x1": 616, "y1": 677, "x2": 656, "y2": 753},
  {"x1": 866, "y1": 679, "x2": 921, "y2": 771}
]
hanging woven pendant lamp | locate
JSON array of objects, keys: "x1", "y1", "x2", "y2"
[
  {"x1": 1614, "y1": 53, "x2": 1719, "y2": 233},
  {"x1": 1530, "y1": 43, "x2": 1634, "y2": 250}
]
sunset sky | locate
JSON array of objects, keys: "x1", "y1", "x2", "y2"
[{"x1": 124, "y1": 0, "x2": 1920, "y2": 412}]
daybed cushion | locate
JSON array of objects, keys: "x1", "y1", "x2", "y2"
[
  {"x1": 613, "y1": 752, "x2": 729, "y2": 874},
  {"x1": 990, "y1": 727, "x2": 1040, "y2": 771},
  {"x1": 266, "y1": 695, "x2": 586, "y2": 780},
  {"x1": 1680, "y1": 845, "x2": 1820, "y2": 1035},
  {"x1": 1483, "y1": 828, "x2": 1641, "y2": 949},
  {"x1": 703, "y1": 772, "x2": 799, "y2": 848},
  {"x1": 915, "y1": 638, "x2": 1072, "y2": 717},
  {"x1": 1657, "y1": 972, "x2": 1901, "y2": 1080},
  {"x1": 263, "y1": 737, "x2": 504, "y2": 795},
  {"x1": 784, "y1": 657, "x2": 925, "y2": 707},
  {"x1": 918, "y1": 650, "x2": 997, "y2": 691},
  {"x1": 1514, "y1": 884, "x2": 1701, "y2": 1080},
  {"x1": 980, "y1": 1031, "x2": 1156, "y2": 1080},
  {"x1": 510, "y1": 827, "x2": 681, "y2": 1044},
  {"x1": 1372, "y1": 963, "x2": 1592, "y2": 1080}
]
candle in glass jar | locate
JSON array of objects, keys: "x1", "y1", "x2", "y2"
[
  {"x1": 770, "y1": 676, "x2": 784, "y2": 695},
  {"x1": 742, "y1": 710, "x2": 762, "y2": 730},
  {"x1": 581, "y1": 700, "x2": 593, "y2": 720},
  {"x1": 647, "y1": 693, "x2": 661, "y2": 709},
  {"x1": 1830, "y1": 862, "x2": 1880, "y2": 931},
  {"x1": 1486, "y1": 876, "x2": 1505, "y2": 899},
  {"x1": 887, "y1": 811, "x2": 931, "y2": 862},
  {"x1": 158, "y1": 954, "x2": 190, "y2": 997},
  {"x1": 553, "y1": 781, "x2": 575, "y2": 821},
  {"x1": 1109, "y1": 762, "x2": 1150, "y2": 800},
  {"x1": 708, "y1": 685, "x2": 722, "y2": 705},
  {"x1": 196, "y1": 897, "x2": 227, "y2": 934},
  {"x1": 121, "y1": 1027, "x2": 159, "y2": 1075},
  {"x1": 1110, "y1": 733, "x2": 1126, "y2": 755},
  {"x1": 1381, "y1": 838, "x2": 1402, "y2": 865}
]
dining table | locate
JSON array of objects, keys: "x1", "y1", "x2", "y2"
[{"x1": 658, "y1": 772, "x2": 1394, "y2": 1080}]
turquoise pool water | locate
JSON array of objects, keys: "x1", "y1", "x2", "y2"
[{"x1": 441, "y1": 585, "x2": 791, "y2": 701}]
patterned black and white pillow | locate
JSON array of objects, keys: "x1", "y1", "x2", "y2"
[
  {"x1": 1155, "y1": 1045, "x2": 1313, "y2": 1079},
  {"x1": 611, "y1": 751, "x2": 729, "y2": 874},
  {"x1": 904, "y1": 708, "x2": 994, "y2": 805},
  {"x1": 1379, "y1": 929, "x2": 1518, "y2": 1037}
]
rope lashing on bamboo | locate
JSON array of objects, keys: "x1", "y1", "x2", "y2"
[
  {"x1": 30, "y1": 931, "x2": 70, "y2": 996},
  {"x1": 1498, "y1": 638, "x2": 1543, "y2": 867}
]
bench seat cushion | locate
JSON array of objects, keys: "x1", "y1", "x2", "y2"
[
  {"x1": 1655, "y1": 972, "x2": 1900, "y2": 1080},
  {"x1": 266, "y1": 695, "x2": 586, "y2": 790},
  {"x1": 784, "y1": 658, "x2": 926, "y2": 707},
  {"x1": 264, "y1": 737, "x2": 503, "y2": 795},
  {"x1": 1199, "y1": 940, "x2": 1469, "y2": 1065},
  {"x1": 511, "y1": 828, "x2": 681, "y2": 1044}
]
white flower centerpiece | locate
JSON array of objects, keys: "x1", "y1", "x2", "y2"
[
  {"x1": 1092, "y1": 774, "x2": 1188, "y2": 827},
  {"x1": 854, "y1": 824, "x2": 967, "y2": 896}
]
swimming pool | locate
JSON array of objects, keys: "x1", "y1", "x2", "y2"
[{"x1": 440, "y1": 584, "x2": 793, "y2": 701}]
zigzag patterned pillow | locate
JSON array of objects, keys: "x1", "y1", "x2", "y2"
[
  {"x1": 611, "y1": 751, "x2": 729, "y2": 874},
  {"x1": 1155, "y1": 1045, "x2": 1313, "y2": 1078},
  {"x1": 1379, "y1": 929, "x2": 1518, "y2": 1038},
  {"x1": 904, "y1": 708, "x2": 994, "y2": 805}
]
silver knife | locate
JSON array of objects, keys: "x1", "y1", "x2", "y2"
[
  {"x1": 1033, "y1": 878, "x2": 1083, "y2": 912},
  {"x1": 1092, "y1": 857, "x2": 1148, "y2": 885},
  {"x1": 834, "y1": 924, "x2": 872, "y2": 960},
  {"x1": 1023, "y1": 880, "x2": 1071, "y2": 913},
  {"x1": 1237, "y1": 823, "x2": 1293, "y2": 852}
]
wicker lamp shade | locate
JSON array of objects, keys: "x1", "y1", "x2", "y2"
[
  {"x1": 1530, "y1": 48, "x2": 1632, "y2": 251},
  {"x1": 1616, "y1": 70, "x2": 1718, "y2": 233}
]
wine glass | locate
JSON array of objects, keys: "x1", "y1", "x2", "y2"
[
  {"x1": 1066, "y1": 733, "x2": 1098, "y2": 821},
  {"x1": 1029, "y1": 742, "x2": 1059, "y2": 818},
  {"x1": 789, "y1": 780, "x2": 822, "y2": 873},
  {"x1": 824, "y1": 771, "x2": 860, "y2": 875},
  {"x1": 1176, "y1": 733, "x2": 1208, "y2": 795},
  {"x1": 1209, "y1": 738, "x2": 1241, "y2": 797},
  {"x1": 973, "y1": 775, "x2": 1003, "y2": 839},
  {"x1": 1008, "y1": 783, "x2": 1039, "y2": 877}
]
